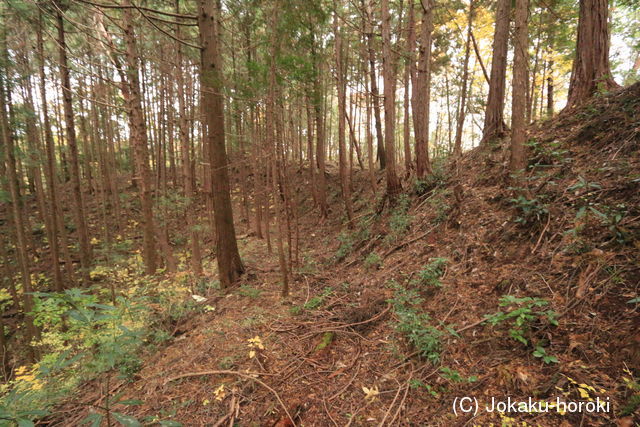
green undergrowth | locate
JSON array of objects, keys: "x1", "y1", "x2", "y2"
[
  {"x1": 484, "y1": 295, "x2": 559, "y2": 364},
  {"x1": 0, "y1": 252, "x2": 202, "y2": 425},
  {"x1": 387, "y1": 258, "x2": 455, "y2": 364}
]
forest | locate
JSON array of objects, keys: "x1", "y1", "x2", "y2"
[{"x1": 0, "y1": 0, "x2": 639, "y2": 425}]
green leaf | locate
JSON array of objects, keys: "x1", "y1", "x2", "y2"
[
  {"x1": 159, "y1": 421, "x2": 183, "y2": 426},
  {"x1": 111, "y1": 412, "x2": 141, "y2": 427},
  {"x1": 16, "y1": 419, "x2": 35, "y2": 427},
  {"x1": 80, "y1": 412, "x2": 103, "y2": 427}
]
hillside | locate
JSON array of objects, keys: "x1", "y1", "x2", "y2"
[{"x1": 44, "y1": 83, "x2": 640, "y2": 426}]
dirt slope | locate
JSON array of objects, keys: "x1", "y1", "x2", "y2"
[{"x1": 56, "y1": 83, "x2": 639, "y2": 426}]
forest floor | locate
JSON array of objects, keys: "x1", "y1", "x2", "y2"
[{"x1": 52, "y1": 84, "x2": 640, "y2": 426}]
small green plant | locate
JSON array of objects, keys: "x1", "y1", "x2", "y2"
[
  {"x1": 439, "y1": 367, "x2": 478, "y2": 384},
  {"x1": 411, "y1": 258, "x2": 447, "y2": 289},
  {"x1": 526, "y1": 138, "x2": 570, "y2": 168},
  {"x1": 567, "y1": 175, "x2": 601, "y2": 192},
  {"x1": 363, "y1": 252, "x2": 382, "y2": 270},
  {"x1": 485, "y1": 295, "x2": 558, "y2": 346},
  {"x1": 620, "y1": 368, "x2": 640, "y2": 417},
  {"x1": 388, "y1": 194, "x2": 411, "y2": 239},
  {"x1": 387, "y1": 281, "x2": 442, "y2": 364},
  {"x1": 509, "y1": 191, "x2": 549, "y2": 225},
  {"x1": 218, "y1": 356, "x2": 236, "y2": 370},
  {"x1": 485, "y1": 295, "x2": 559, "y2": 363},
  {"x1": 533, "y1": 345, "x2": 559, "y2": 364},
  {"x1": 238, "y1": 285, "x2": 262, "y2": 299},
  {"x1": 408, "y1": 379, "x2": 440, "y2": 397},
  {"x1": 335, "y1": 231, "x2": 355, "y2": 261},
  {"x1": 588, "y1": 204, "x2": 631, "y2": 244},
  {"x1": 429, "y1": 190, "x2": 451, "y2": 225},
  {"x1": 195, "y1": 278, "x2": 220, "y2": 296},
  {"x1": 80, "y1": 393, "x2": 143, "y2": 427},
  {"x1": 413, "y1": 161, "x2": 449, "y2": 195},
  {"x1": 304, "y1": 287, "x2": 333, "y2": 310}
]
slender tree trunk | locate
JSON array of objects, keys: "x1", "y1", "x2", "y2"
[
  {"x1": 334, "y1": 10, "x2": 355, "y2": 227},
  {"x1": 311, "y1": 33, "x2": 329, "y2": 218},
  {"x1": 413, "y1": 0, "x2": 433, "y2": 177},
  {"x1": 175, "y1": 0, "x2": 202, "y2": 276},
  {"x1": 0, "y1": 73, "x2": 38, "y2": 362},
  {"x1": 547, "y1": 58, "x2": 554, "y2": 117},
  {"x1": 454, "y1": 1, "x2": 474, "y2": 157},
  {"x1": 122, "y1": 4, "x2": 158, "y2": 274},
  {"x1": 510, "y1": 0, "x2": 529, "y2": 173},
  {"x1": 381, "y1": 0, "x2": 401, "y2": 199},
  {"x1": 481, "y1": 0, "x2": 510, "y2": 143},
  {"x1": 56, "y1": 8, "x2": 92, "y2": 282},
  {"x1": 365, "y1": 0, "x2": 386, "y2": 170},
  {"x1": 403, "y1": 0, "x2": 415, "y2": 176},
  {"x1": 198, "y1": 0, "x2": 245, "y2": 288}
]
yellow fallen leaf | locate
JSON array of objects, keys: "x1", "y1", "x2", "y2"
[
  {"x1": 362, "y1": 386, "x2": 379, "y2": 401},
  {"x1": 214, "y1": 384, "x2": 226, "y2": 401},
  {"x1": 248, "y1": 336, "x2": 264, "y2": 350},
  {"x1": 578, "y1": 388, "x2": 590, "y2": 399}
]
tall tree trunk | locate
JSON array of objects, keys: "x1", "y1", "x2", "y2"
[
  {"x1": 510, "y1": 0, "x2": 529, "y2": 173},
  {"x1": 365, "y1": 0, "x2": 386, "y2": 170},
  {"x1": 403, "y1": 0, "x2": 415, "y2": 175},
  {"x1": 198, "y1": 0, "x2": 245, "y2": 288},
  {"x1": 175, "y1": 0, "x2": 202, "y2": 276},
  {"x1": 311, "y1": 32, "x2": 329, "y2": 218},
  {"x1": 565, "y1": 0, "x2": 617, "y2": 109},
  {"x1": 0, "y1": 72, "x2": 38, "y2": 362},
  {"x1": 547, "y1": 58, "x2": 554, "y2": 117},
  {"x1": 334, "y1": 10, "x2": 355, "y2": 226},
  {"x1": 481, "y1": 0, "x2": 510, "y2": 143},
  {"x1": 454, "y1": 1, "x2": 474, "y2": 157},
  {"x1": 363, "y1": 58, "x2": 377, "y2": 194},
  {"x1": 122, "y1": 4, "x2": 158, "y2": 274},
  {"x1": 413, "y1": 0, "x2": 433, "y2": 177},
  {"x1": 381, "y1": 0, "x2": 401, "y2": 198},
  {"x1": 266, "y1": 3, "x2": 289, "y2": 297},
  {"x1": 56, "y1": 8, "x2": 92, "y2": 283}
]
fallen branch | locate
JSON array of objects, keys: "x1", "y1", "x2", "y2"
[
  {"x1": 455, "y1": 317, "x2": 486, "y2": 334},
  {"x1": 382, "y1": 225, "x2": 438, "y2": 259}
]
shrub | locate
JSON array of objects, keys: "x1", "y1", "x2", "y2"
[
  {"x1": 363, "y1": 252, "x2": 382, "y2": 270},
  {"x1": 485, "y1": 295, "x2": 559, "y2": 363},
  {"x1": 387, "y1": 281, "x2": 442, "y2": 364},
  {"x1": 411, "y1": 258, "x2": 447, "y2": 289}
]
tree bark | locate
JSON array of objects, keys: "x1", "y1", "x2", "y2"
[
  {"x1": 413, "y1": 0, "x2": 433, "y2": 178},
  {"x1": 381, "y1": 0, "x2": 401, "y2": 199},
  {"x1": 365, "y1": 0, "x2": 386, "y2": 170},
  {"x1": 122, "y1": 3, "x2": 159, "y2": 274},
  {"x1": 481, "y1": 0, "x2": 510, "y2": 144},
  {"x1": 198, "y1": 0, "x2": 245, "y2": 288},
  {"x1": 175, "y1": 0, "x2": 202, "y2": 276},
  {"x1": 509, "y1": 0, "x2": 529, "y2": 173},
  {"x1": 334, "y1": 10, "x2": 355, "y2": 227},
  {"x1": 56, "y1": 8, "x2": 92, "y2": 283},
  {"x1": 0, "y1": 72, "x2": 39, "y2": 362},
  {"x1": 565, "y1": 0, "x2": 617, "y2": 109},
  {"x1": 403, "y1": 0, "x2": 415, "y2": 175},
  {"x1": 454, "y1": 1, "x2": 474, "y2": 157}
]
